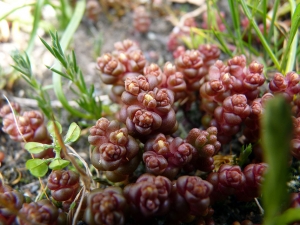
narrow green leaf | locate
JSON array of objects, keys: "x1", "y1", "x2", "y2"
[
  {"x1": 39, "y1": 37, "x2": 56, "y2": 56},
  {"x1": 238, "y1": 144, "x2": 252, "y2": 167},
  {"x1": 24, "y1": 142, "x2": 51, "y2": 154},
  {"x1": 0, "y1": 3, "x2": 35, "y2": 21},
  {"x1": 212, "y1": 30, "x2": 234, "y2": 57},
  {"x1": 26, "y1": 159, "x2": 48, "y2": 177},
  {"x1": 52, "y1": 0, "x2": 92, "y2": 120},
  {"x1": 228, "y1": 0, "x2": 244, "y2": 53},
  {"x1": 64, "y1": 122, "x2": 81, "y2": 144},
  {"x1": 262, "y1": 96, "x2": 293, "y2": 225},
  {"x1": 46, "y1": 66, "x2": 70, "y2": 79},
  {"x1": 72, "y1": 50, "x2": 78, "y2": 73},
  {"x1": 52, "y1": 47, "x2": 67, "y2": 68},
  {"x1": 267, "y1": 0, "x2": 280, "y2": 43},
  {"x1": 49, "y1": 158, "x2": 70, "y2": 170},
  {"x1": 282, "y1": 2, "x2": 300, "y2": 73},
  {"x1": 47, "y1": 121, "x2": 62, "y2": 138},
  {"x1": 26, "y1": 0, "x2": 45, "y2": 54},
  {"x1": 276, "y1": 208, "x2": 300, "y2": 225}
]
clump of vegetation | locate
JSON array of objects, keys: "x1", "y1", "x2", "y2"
[{"x1": 0, "y1": 0, "x2": 300, "y2": 224}]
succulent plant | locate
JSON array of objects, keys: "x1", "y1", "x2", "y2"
[
  {"x1": 89, "y1": 118, "x2": 140, "y2": 182},
  {"x1": 18, "y1": 199, "x2": 59, "y2": 225},
  {"x1": 84, "y1": 187, "x2": 126, "y2": 225},
  {"x1": 47, "y1": 170, "x2": 80, "y2": 202},
  {"x1": 207, "y1": 164, "x2": 246, "y2": 199},
  {"x1": 0, "y1": 190, "x2": 25, "y2": 225},
  {"x1": 124, "y1": 174, "x2": 172, "y2": 218},
  {"x1": 170, "y1": 175, "x2": 213, "y2": 221}
]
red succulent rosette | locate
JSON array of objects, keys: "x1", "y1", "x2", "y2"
[
  {"x1": 2, "y1": 110, "x2": 49, "y2": 144},
  {"x1": 47, "y1": 170, "x2": 80, "y2": 202},
  {"x1": 269, "y1": 71, "x2": 300, "y2": 101},
  {"x1": 97, "y1": 53, "x2": 126, "y2": 85},
  {"x1": 84, "y1": 187, "x2": 126, "y2": 225},
  {"x1": 186, "y1": 127, "x2": 221, "y2": 158},
  {"x1": 143, "y1": 151, "x2": 168, "y2": 174},
  {"x1": 200, "y1": 60, "x2": 234, "y2": 103},
  {"x1": 213, "y1": 94, "x2": 251, "y2": 141},
  {"x1": 124, "y1": 174, "x2": 172, "y2": 217},
  {"x1": 172, "y1": 176, "x2": 213, "y2": 217},
  {"x1": 167, "y1": 137, "x2": 195, "y2": 167},
  {"x1": 118, "y1": 49, "x2": 146, "y2": 73},
  {"x1": 144, "y1": 63, "x2": 166, "y2": 86},
  {"x1": 0, "y1": 191, "x2": 24, "y2": 225},
  {"x1": 207, "y1": 164, "x2": 246, "y2": 197},
  {"x1": 236, "y1": 163, "x2": 268, "y2": 201},
  {"x1": 113, "y1": 39, "x2": 140, "y2": 55},
  {"x1": 143, "y1": 134, "x2": 195, "y2": 178},
  {"x1": 126, "y1": 106, "x2": 162, "y2": 135},
  {"x1": 18, "y1": 199, "x2": 59, "y2": 225},
  {"x1": 89, "y1": 118, "x2": 139, "y2": 172},
  {"x1": 175, "y1": 50, "x2": 204, "y2": 91}
]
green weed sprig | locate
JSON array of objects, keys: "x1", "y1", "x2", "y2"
[
  {"x1": 41, "y1": 31, "x2": 102, "y2": 120},
  {"x1": 25, "y1": 122, "x2": 80, "y2": 177},
  {"x1": 11, "y1": 52, "x2": 53, "y2": 119}
]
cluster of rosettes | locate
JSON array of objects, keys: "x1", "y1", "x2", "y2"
[
  {"x1": 123, "y1": 173, "x2": 213, "y2": 223},
  {"x1": 243, "y1": 93, "x2": 274, "y2": 142},
  {"x1": 200, "y1": 55, "x2": 265, "y2": 104},
  {"x1": 0, "y1": 179, "x2": 66, "y2": 225},
  {"x1": 96, "y1": 39, "x2": 146, "y2": 103},
  {"x1": 170, "y1": 175, "x2": 213, "y2": 222},
  {"x1": 88, "y1": 117, "x2": 140, "y2": 182},
  {"x1": 199, "y1": 55, "x2": 266, "y2": 143},
  {"x1": 119, "y1": 73, "x2": 178, "y2": 137},
  {"x1": 143, "y1": 133, "x2": 196, "y2": 179},
  {"x1": 269, "y1": 71, "x2": 300, "y2": 102},
  {"x1": 47, "y1": 170, "x2": 80, "y2": 212},
  {"x1": 17, "y1": 199, "x2": 62, "y2": 225},
  {"x1": 207, "y1": 163, "x2": 268, "y2": 202},
  {"x1": 173, "y1": 44, "x2": 221, "y2": 96},
  {"x1": 185, "y1": 127, "x2": 221, "y2": 172},
  {"x1": 0, "y1": 102, "x2": 53, "y2": 158},
  {"x1": 84, "y1": 187, "x2": 126, "y2": 225},
  {"x1": 124, "y1": 174, "x2": 172, "y2": 218}
]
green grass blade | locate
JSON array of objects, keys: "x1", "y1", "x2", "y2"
[
  {"x1": 26, "y1": 0, "x2": 45, "y2": 54},
  {"x1": 0, "y1": 3, "x2": 35, "y2": 21},
  {"x1": 261, "y1": 96, "x2": 293, "y2": 225},
  {"x1": 51, "y1": 0, "x2": 91, "y2": 119},
  {"x1": 282, "y1": 1, "x2": 300, "y2": 73},
  {"x1": 239, "y1": 0, "x2": 282, "y2": 72},
  {"x1": 46, "y1": 66, "x2": 70, "y2": 79},
  {"x1": 212, "y1": 30, "x2": 234, "y2": 57},
  {"x1": 267, "y1": 0, "x2": 280, "y2": 43},
  {"x1": 228, "y1": 0, "x2": 244, "y2": 54}
]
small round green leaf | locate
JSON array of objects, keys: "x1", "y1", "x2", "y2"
[
  {"x1": 24, "y1": 142, "x2": 50, "y2": 154},
  {"x1": 49, "y1": 158, "x2": 70, "y2": 170},
  {"x1": 25, "y1": 159, "x2": 48, "y2": 177},
  {"x1": 47, "y1": 121, "x2": 62, "y2": 138},
  {"x1": 64, "y1": 122, "x2": 81, "y2": 144}
]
